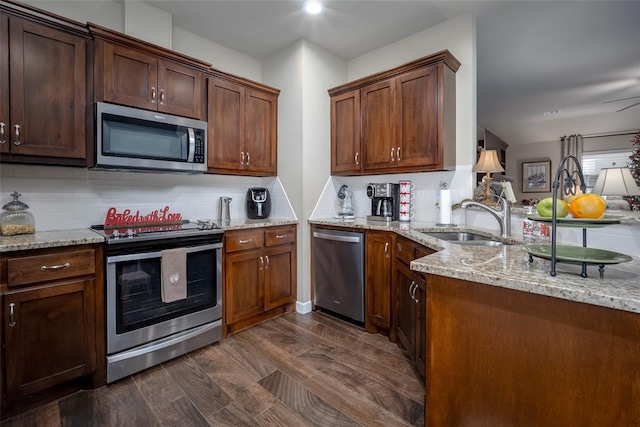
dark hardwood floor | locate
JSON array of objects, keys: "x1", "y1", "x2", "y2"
[{"x1": 1, "y1": 312, "x2": 425, "y2": 426}]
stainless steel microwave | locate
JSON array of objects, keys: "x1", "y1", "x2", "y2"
[{"x1": 93, "y1": 102, "x2": 207, "y2": 174}]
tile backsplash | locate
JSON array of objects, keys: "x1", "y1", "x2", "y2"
[{"x1": 0, "y1": 164, "x2": 296, "y2": 231}]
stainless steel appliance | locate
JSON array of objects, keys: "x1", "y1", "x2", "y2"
[
  {"x1": 366, "y1": 183, "x2": 400, "y2": 221},
  {"x1": 91, "y1": 220, "x2": 223, "y2": 383},
  {"x1": 93, "y1": 102, "x2": 207, "y2": 174},
  {"x1": 312, "y1": 228, "x2": 364, "y2": 322},
  {"x1": 246, "y1": 187, "x2": 271, "y2": 219}
]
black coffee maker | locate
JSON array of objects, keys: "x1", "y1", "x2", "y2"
[
  {"x1": 246, "y1": 188, "x2": 271, "y2": 219},
  {"x1": 366, "y1": 183, "x2": 400, "y2": 222}
]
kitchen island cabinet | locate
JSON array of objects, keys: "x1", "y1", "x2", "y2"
[
  {"x1": 90, "y1": 23, "x2": 208, "y2": 121},
  {"x1": 425, "y1": 273, "x2": 640, "y2": 426},
  {"x1": 0, "y1": 2, "x2": 92, "y2": 165},
  {"x1": 207, "y1": 74, "x2": 279, "y2": 176},
  {"x1": 0, "y1": 243, "x2": 105, "y2": 419},
  {"x1": 224, "y1": 224, "x2": 296, "y2": 334}
]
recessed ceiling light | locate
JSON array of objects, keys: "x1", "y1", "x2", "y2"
[
  {"x1": 543, "y1": 110, "x2": 562, "y2": 116},
  {"x1": 304, "y1": 0, "x2": 323, "y2": 14}
]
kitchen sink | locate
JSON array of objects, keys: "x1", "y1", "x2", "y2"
[{"x1": 419, "y1": 231, "x2": 507, "y2": 246}]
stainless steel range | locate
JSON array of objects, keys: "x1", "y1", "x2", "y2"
[{"x1": 91, "y1": 220, "x2": 223, "y2": 383}]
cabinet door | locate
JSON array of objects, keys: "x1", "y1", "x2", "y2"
[
  {"x1": 365, "y1": 231, "x2": 394, "y2": 333},
  {"x1": 225, "y1": 249, "x2": 263, "y2": 324},
  {"x1": 264, "y1": 244, "x2": 296, "y2": 310},
  {"x1": 1, "y1": 13, "x2": 8, "y2": 154},
  {"x1": 361, "y1": 79, "x2": 395, "y2": 171},
  {"x1": 244, "y1": 88, "x2": 277, "y2": 175},
  {"x1": 207, "y1": 77, "x2": 244, "y2": 172},
  {"x1": 331, "y1": 90, "x2": 361, "y2": 174},
  {"x1": 396, "y1": 66, "x2": 439, "y2": 168},
  {"x1": 8, "y1": 17, "x2": 87, "y2": 159},
  {"x1": 415, "y1": 274, "x2": 427, "y2": 379},
  {"x1": 4, "y1": 279, "x2": 97, "y2": 399},
  {"x1": 395, "y1": 261, "x2": 417, "y2": 358},
  {"x1": 103, "y1": 43, "x2": 158, "y2": 110},
  {"x1": 157, "y1": 59, "x2": 204, "y2": 119}
]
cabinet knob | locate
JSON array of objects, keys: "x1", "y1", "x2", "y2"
[
  {"x1": 9, "y1": 303, "x2": 16, "y2": 327},
  {"x1": 0, "y1": 122, "x2": 5, "y2": 144},
  {"x1": 13, "y1": 124, "x2": 20, "y2": 146}
]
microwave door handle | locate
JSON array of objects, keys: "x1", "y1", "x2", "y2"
[{"x1": 187, "y1": 128, "x2": 196, "y2": 162}]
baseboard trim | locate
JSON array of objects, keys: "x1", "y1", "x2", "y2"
[{"x1": 296, "y1": 300, "x2": 312, "y2": 314}]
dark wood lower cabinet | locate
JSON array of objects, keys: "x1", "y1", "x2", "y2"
[
  {"x1": 365, "y1": 231, "x2": 395, "y2": 336},
  {"x1": 426, "y1": 273, "x2": 640, "y2": 426},
  {"x1": 0, "y1": 244, "x2": 105, "y2": 419}
]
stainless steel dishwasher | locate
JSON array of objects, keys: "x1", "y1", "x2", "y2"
[{"x1": 312, "y1": 228, "x2": 364, "y2": 322}]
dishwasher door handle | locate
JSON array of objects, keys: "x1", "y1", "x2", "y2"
[{"x1": 313, "y1": 231, "x2": 361, "y2": 243}]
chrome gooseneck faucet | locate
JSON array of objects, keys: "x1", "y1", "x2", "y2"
[{"x1": 460, "y1": 197, "x2": 512, "y2": 238}]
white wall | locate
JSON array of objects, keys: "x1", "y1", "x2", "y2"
[{"x1": 23, "y1": 0, "x2": 124, "y2": 31}]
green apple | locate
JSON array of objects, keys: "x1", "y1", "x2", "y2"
[{"x1": 536, "y1": 197, "x2": 569, "y2": 218}]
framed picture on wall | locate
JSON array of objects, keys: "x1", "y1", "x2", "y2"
[{"x1": 522, "y1": 160, "x2": 552, "y2": 193}]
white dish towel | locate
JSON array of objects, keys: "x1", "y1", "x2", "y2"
[{"x1": 161, "y1": 248, "x2": 187, "y2": 303}]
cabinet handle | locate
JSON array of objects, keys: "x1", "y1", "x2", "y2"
[
  {"x1": 238, "y1": 239, "x2": 252, "y2": 244},
  {"x1": 246, "y1": 152, "x2": 250, "y2": 165},
  {"x1": 160, "y1": 89, "x2": 165, "y2": 105},
  {"x1": 408, "y1": 282, "x2": 415, "y2": 297},
  {"x1": 240, "y1": 151, "x2": 245, "y2": 165},
  {"x1": 384, "y1": 242, "x2": 389, "y2": 257},
  {"x1": 354, "y1": 152, "x2": 359, "y2": 165},
  {"x1": 13, "y1": 124, "x2": 20, "y2": 146},
  {"x1": 259, "y1": 256, "x2": 264, "y2": 271},
  {"x1": 265, "y1": 255, "x2": 270, "y2": 268},
  {"x1": 151, "y1": 87, "x2": 156, "y2": 104},
  {"x1": 397, "y1": 146, "x2": 401, "y2": 161},
  {"x1": 0, "y1": 122, "x2": 5, "y2": 144},
  {"x1": 41, "y1": 262, "x2": 70, "y2": 271},
  {"x1": 275, "y1": 234, "x2": 287, "y2": 239},
  {"x1": 8, "y1": 303, "x2": 16, "y2": 327},
  {"x1": 390, "y1": 147, "x2": 395, "y2": 161}
]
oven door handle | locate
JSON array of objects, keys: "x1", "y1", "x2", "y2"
[{"x1": 107, "y1": 242, "x2": 223, "y2": 263}]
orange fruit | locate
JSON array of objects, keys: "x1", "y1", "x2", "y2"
[{"x1": 568, "y1": 194, "x2": 606, "y2": 219}]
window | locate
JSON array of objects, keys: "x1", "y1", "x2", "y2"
[{"x1": 581, "y1": 150, "x2": 631, "y2": 192}]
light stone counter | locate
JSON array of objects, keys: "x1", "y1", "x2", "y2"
[
  {"x1": 0, "y1": 219, "x2": 299, "y2": 253},
  {"x1": 0, "y1": 229, "x2": 105, "y2": 252},
  {"x1": 309, "y1": 217, "x2": 640, "y2": 315}
]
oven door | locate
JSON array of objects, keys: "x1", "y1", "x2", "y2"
[{"x1": 106, "y1": 242, "x2": 222, "y2": 354}]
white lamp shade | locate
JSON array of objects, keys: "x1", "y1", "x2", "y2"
[
  {"x1": 474, "y1": 150, "x2": 505, "y2": 173},
  {"x1": 592, "y1": 167, "x2": 640, "y2": 196}
]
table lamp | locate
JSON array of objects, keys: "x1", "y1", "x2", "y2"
[
  {"x1": 474, "y1": 149, "x2": 505, "y2": 204},
  {"x1": 592, "y1": 166, "x2": 640, "y2": 197}
]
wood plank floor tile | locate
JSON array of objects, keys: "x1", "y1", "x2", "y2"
[
  {"x1": 0, "y1": 400, "x2": 60, "y2": 427},
  {"x1": 154, "y1": 396, "x2": 209, "y2": 427},
  {"x1": 258, "y1": 370, "x2": 358, "y2": 427},
  {"x1": 254, "y1": 401, "x2": 311, "y2": 426},
  {"x1": 206, "y1": 401, "x2": 256, "y2": 427},
  {"x1": 163, "y1": 355, "x2": 233, "y2": 417},
  {"x1": 297, "y1": 350, "x2": 423, "y2": 425},
  {"x1": 89, "y1": 377, "x2": 161, "y2": 426},
  {"x1": 132, "y1": 365, "x2": 186, "y2": 411},
  {"x1": 193, "y1": 338, "x2": 278, "y2": 381},
  {"x1": 58, "y1": 390, "x2": 94, "y2": 427},
  {"x1": 252, "y1": 317, "x2": 337, "y2": 356},
  {"x1": 233, "y1": 328, "x2": 317, "y2": 382}
]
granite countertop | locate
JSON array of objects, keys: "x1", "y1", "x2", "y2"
[
  {"x1": 309, "y1": 217, "x2": 640, "y2": 315},
  {"x1": 0, "y1": 218, "x2": 299, "y2": 253}
]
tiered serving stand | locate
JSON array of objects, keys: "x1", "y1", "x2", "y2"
[{"x1": 523, "y1": 155, "x2": 632, "y2": 278}]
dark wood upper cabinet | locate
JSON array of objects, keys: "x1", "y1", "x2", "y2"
[
  {"x1": 90, "y1": 23, "x2": 208, "y2": 121},
  {"x1": 0, "y1": 2, "x2": 92, "y2": 165},
  {"x1": 207, "y1": 74, "x2": 279, "y2": 176},
  {"x1": 329, "y1": 50, "x2": 460, "y2": 175}
]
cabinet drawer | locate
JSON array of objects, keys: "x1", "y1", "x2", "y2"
[
  {"x1": 7, "y1": 249, "x2": 95, "y2": 287},
  {"x1": 265, "y1": 226, "x2": 296, "y2": 247},
  {"x1": 225, "y1": 229, "x2": 264, "y2": 252},
  {"x1": 396, "y1": 238, "x2": 417, "y2": 265}
]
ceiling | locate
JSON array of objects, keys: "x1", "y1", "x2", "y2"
[{"x1": 144, "y1": 0, "x2": 640, "y2": 146}]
